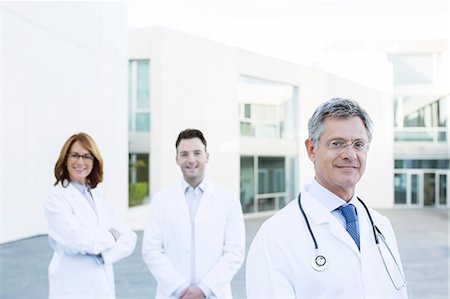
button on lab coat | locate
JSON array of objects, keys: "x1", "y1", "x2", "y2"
[
  {"x1": 142, "y1": 179, "x2": 246, "y2": 298},
  {"x1": 43, "y1": 183, "x2": 137, "y2": 298},
  {"x1": 246, "y1": 187, "x2": 408, "y2": 299}
]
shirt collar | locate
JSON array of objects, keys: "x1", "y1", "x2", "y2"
[
  {"x1": 181, "y1": 177, "x2": 207, "y2": 193},
  {"x1": 306, "y1": 178, "x2": 357, "y2": 212},
  {"x1": 70, "y1": 181, "x2": 89, "y2": 195}
]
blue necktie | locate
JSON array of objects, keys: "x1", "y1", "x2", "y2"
[{"x1": 339, "y1": 204, "x2": 360, "y2": 250}]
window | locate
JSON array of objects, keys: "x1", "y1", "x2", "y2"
[
  {"x1": 239, "y1": 76, "x2": 298, "y2": 139},
  {"x1": 129, "y1": 60, "x2": 150, "y2": 132},
  {"x1": 128, "y1": 59, "x2": 151, "y2": 207},
  {"x1": 129, "y1": 153, "x2": 149, "y2": 207},
  {"x1": 395, "y1": 159, "x2": 449, "y2": 169},
  {"x1": 240, "y1": 156, "x2": 294, "y2": 213},
  {"x1": 394, "y1": 96, "x2": 448, "y2": 142}
]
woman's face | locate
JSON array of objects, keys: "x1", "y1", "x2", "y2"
[{"x1": 66, "y1": 141, "x2": 94, "y2": 185}]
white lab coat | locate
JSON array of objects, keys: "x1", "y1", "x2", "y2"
[
  {"x1": 246, "y1": 186, "x2": 408, "y2": 299},
  {"x1": 43, "y1": 182, "x2": 137, "y2": 299},
  {"x1": 142, "y1": 178, "x2": 245, "y2": 298}
]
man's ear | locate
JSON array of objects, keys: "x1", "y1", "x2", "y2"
[{"x1": 305, "y1": 139, "x2": 316, "y2": 163}]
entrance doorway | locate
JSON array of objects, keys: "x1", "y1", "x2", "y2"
[{"x1": 395, "y1": 170, "x2": 449, "y2": 207}]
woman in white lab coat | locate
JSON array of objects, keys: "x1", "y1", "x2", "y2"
[{"x1": 43, "y1": 132, "x2": 137, "y2": 299}]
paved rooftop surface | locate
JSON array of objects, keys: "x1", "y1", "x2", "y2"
[{"x1": 1, "y1": 208, "x2": 448, "y2": 298}]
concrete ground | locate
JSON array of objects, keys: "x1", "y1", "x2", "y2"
[{"x1": 0, "y1": 208, "x2": 448, "y2": 298}]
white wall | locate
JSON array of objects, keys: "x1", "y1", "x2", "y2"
[{"x1": 1, "y1": 2, "x2": 128, "y2": 243}]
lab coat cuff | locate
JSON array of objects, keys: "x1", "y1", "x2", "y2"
[
  {"x1": 197, "y1": 283, "x2": 212, "y2": 298},
  {"x1": 174, "y1": 282, "x2": 190, "y2": 297}
]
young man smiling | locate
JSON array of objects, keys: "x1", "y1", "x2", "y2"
[{"x1": 142, "y1": 129, "x2": 245, "y2": 299}]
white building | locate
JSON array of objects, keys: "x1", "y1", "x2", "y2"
[
  {"x1": 126, "y1": 28, "x2": 396, "y2": 229},
  {"x1": 4, "y1": 4, "x2": 444, "y2": 244},
  {"x1": 319, "y1": 40, "x2": 450, "y2": 208}
]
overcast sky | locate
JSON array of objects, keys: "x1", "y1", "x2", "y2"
[{"x1": 127, "y1": 0, "x2": 449, "y2": 70}]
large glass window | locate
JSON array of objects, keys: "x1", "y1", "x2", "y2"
[
  {"x1": 128, "y1": 59, "x2": 150, "y2": 207},
  {"x1": 394, "y1": 95, "x2": 448, "y2": 142},
  {"x1": 240, "y1": 156, "x2": 293, "y2": 213},
  {"x1": 395, "y1": 159, "x2": 449, "y2": 169},
  {"x1": 129, "y1": 60, "x2": 150, "y2": 132},
  {"x1": 129, "y1": 153, "x2": 149, "y2": 207},
  {"x1": 238, "y1": 76, "x2": 298, "y2": 139}
]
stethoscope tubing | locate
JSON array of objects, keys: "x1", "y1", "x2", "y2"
[
  {"x1": 297, "y1": 192, "x2": 379, "y2": 247},
  {"x1": 297, "y1": 192, "x2": 407, "y2": 290}
]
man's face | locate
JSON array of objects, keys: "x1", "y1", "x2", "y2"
[
  {"x1": 176, "y1": 137, "x2": 209, "y2": 187},
  {"x1": 305, "y1": 117, "x2": 369, "y2": 201}
]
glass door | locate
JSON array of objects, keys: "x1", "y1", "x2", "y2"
[
  {"x1": 436, "y1": 171, "x2": 449, "y2": 207},
  {"x1": 423, "y1": 171, "x2": 449, "y2": 207},
  {"x1": 423, "y1": 173, "x2": 436, "y2": 206},
  {"x1": 394, "y1": 170, "x2": 423, "y2": 206}
]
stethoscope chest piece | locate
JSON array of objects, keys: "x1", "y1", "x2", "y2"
[{"x1": 311, "y1": 254, "x2": 327, "y2": 271}]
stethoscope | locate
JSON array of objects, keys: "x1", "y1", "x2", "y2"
[{"x1": 297, "y1": 192, "x2": 407, "y2": 290}]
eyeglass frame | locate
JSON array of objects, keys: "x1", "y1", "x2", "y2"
[
  {"x1": 321, "y1": 138, "x2": 370, "y2": 153},
  {"x1": 66, "y1": 152, "x2": 95, "y2": 162}
]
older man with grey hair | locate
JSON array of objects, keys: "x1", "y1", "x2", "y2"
[{"x1": 246, "y1": 97, "x2": 408, "y2": 299}]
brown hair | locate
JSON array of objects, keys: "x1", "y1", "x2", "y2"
[
  {"x1": 175, "y1": 129, "x2": 207, "y2": 152},
  {"x1": 54, "y1": 132, "x2": 104, "y2": 188}
]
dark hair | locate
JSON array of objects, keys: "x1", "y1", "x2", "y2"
[
  {"x1": 175, "y1": 129, "x2": 207, "y2": 151},
  {"x1": 308, "y1": 97, "x2": 373, "y2": 147},
  {"x1": 54, "y1": 132, "x2": 104, "y2": 188}
]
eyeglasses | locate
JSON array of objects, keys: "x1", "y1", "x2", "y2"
[
  {"x1": 67, "y1": 152, "x2": 94, "y2": 162},
  {"x1": 326, "y1": 139, "x2": 369, "y2": 153}
]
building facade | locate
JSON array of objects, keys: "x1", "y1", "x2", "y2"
[
  {"x1": 126, "y1": 28, "x2": 396, "y2": 229},
  {"x1": 320, "y1": 40, "x2": 449, "y2": 208},
  {"x1": 4, "y1": 13, "x2": 444, "y2": 243}
]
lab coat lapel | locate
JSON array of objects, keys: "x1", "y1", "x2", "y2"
[
  {"x1": 303, "y1": 191, "x2": 361, "y2": 255},
  {"x1": 194, "y1": 181, "x2": 214, "y2": 222},
  {"x1": 175, "y1": 181, "x2": 190, "y2": 219},
  {"x1": 89, "y1": 189, "x2": 106, "y2": 226},
  {"x1": 65, "y1": 184, "x2": 98, "y2": 223}
]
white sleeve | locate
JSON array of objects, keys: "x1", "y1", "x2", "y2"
[
  {"x1": 101, "y1": 204, "x2": 137, "y2": 265},
  {"x1": 43, "y1": 192, "x2": 115, "y2": 255},
  {"x1": 141, "y1": 196, "x2": 188, "y2": 296},
  {"x1": 200, "y1": 197, "x2": 246, "y2": 295},
  {"x1": 246, "y1": 224, "x2": 296, "y2": 299}
]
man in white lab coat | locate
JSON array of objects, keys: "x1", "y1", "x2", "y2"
[
  {"x1": 246, "y1": 98, "x2": 408, "y2": 298},
  {"x1": 142, "y1": 129, "x2": 245, "y2": 299}
]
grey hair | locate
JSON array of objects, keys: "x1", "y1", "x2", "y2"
[{"x1": 308, "y1": 97, "x2": 374, "y2": 147}]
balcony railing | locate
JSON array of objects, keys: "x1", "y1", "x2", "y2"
[{"x1": 394, "y1": 127, "x2": 448, "y2": 142}]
